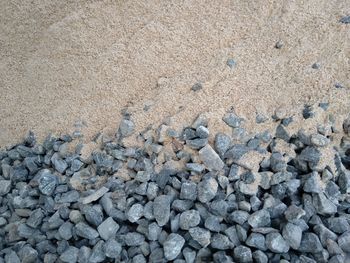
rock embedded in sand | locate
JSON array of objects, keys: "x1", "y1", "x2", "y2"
[{"x1": 198, "y1": 144, "x2": 224, "y2": 171}]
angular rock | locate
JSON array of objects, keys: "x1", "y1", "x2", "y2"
[
  {"x1": 0, "y1": 180, "x2": 11, "y2": 196},
  {"x1": 198, "y1": 145, "x2": 224, "y2": 171},
  {"x1": 125, "y1": 232, "x2": 145, "y2": 246},
  {"x1": 246, "y1": 233, "x2": 266, "y2": 251},
  {"x1": 38, "y1": 169, "x2": 57, "y2": 196},
  {"x1": 266, "y1": 233, "x2": 290, "y2": 253},
  {"x1": 80, "y1": 187, "x2": 109, "y2": 204},
  {"x1": 338, "y1": 231, "x2": 350, "y2": 252},
  {"x1": 89, "y1": 240, "x2": 106, "y2": 263},
  {"x1": 189, "y1": 227, "x2": 211, "y2": 248},
  {"x1": 248, "y1": 209, "x2": 271, "y2": 228},
  {"x1": 215, "y1": 133, "x2": 231, "y2": 157},
  {"x1": 119, "y1": 119, "x2": 135, "y2": 137},
  {"x1": 104, "y1": 238, "x2": 122, "y2": 258},
  {"x1": 163, "y1": 233, "x2": 185, "y2": 260},
  {"x1": 75, "y1": 222, "x2": 99, "y2": 240},
  {"x1": 153, "y1": 195, "x2": 171, "y2": 226},
  {"x1": 282, "y1": 223, "x2": 302, "y2": 249},
  {"x1": 313, "y1": 193, "x2": 337, "y2": 215},
  {"x1": 97, "y1": 217, "x2": 119, "y2": 241},
  {"x1": 127, "y1": 204, "x2": 144, "y2": 223},
  {"x1": 179, "y1": 210, "x2": 201, "y2": 230},
  {"x1": 180, "y1": 181, "x2": 197, "y2": 201},
  {"x1": 298, "y1": 232, "x2": 323, "y2": 253},
  {"x1": 211, "y1": 233, "x2": 232, "y2": 250},
  {"x1": 60, "y1": 246, "x2": 79, "y2": 263},
  {"x1": 197, "y1": 177, "x2": 218, "y2": 203},
  {"x1": 233, "y1": 245, "x2": 252, "y2": 263}
]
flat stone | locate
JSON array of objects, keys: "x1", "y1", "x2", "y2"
[
  {"x1": 179, "y1": 210, "x2": 200, "y2": 230},
  {"x1": 75, "y1": 222, "x2": 99, "y2": 240},
  {"x1": 189, "y1": 227, "x2": 211, "y2": 247},
  {"x1": 80, "y1": 187, "x2": 109, "y2": 204},
  {"x1": 266, "y1": 233, "x2": 290, "y2": 253},
  {"x1": 153, "y1": 195, "x2": 171, "y2": 226},
  {"x1": 163, "y1": 233, "x2": 185, "y2": 260},
  {"x1": 97, "y1": 217, "x2": 119, "y2": 241},
  {"x1": 233, "y1": 245, "x2": 252, "y2": 263},
  {"x1": 282, "y1": 223, "x2": 302, "y2": 249},
  {"x1": 298, "y1": 232, "x2": 323, "y2": 253},
  {"x1": 248, "y1": 209, "x2": 271, "y2": 228},
  {"x1": 60, "y1": 246, "x2": 79, "y2": 263},
  {"x1": 198, "y1": 145, "x2": 224, "y2": 171},
  {"x1": 127, "y1": 204, "x2": 144, "y2": 223},
  {"x1": 197, "y1": 177, "x2": 218, "y2": 203}
]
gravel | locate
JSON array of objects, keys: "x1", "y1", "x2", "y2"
[{"x1": 0, "y1": 108, "x2": 349, "y2": 262}]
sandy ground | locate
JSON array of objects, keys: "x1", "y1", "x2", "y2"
[{"x1": 0, "y1": 0, "x2": 349, "y2": 149}]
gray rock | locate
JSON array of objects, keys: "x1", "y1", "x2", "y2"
[
  {"x1": 266, "y1": 232, "x2": 290, "y2": 253},
  {"x1": 303, "y1": 171, "x2": 322, "y2": 193},
  {"x1": 256, "y1": 113, "x2": 268, "y2": 124},
  {"x1": 340, "y1": 15, "x2": 350, "y2": 24},
  {"x1": 5, "y1": 251, "x2": 20, "y2": 263},
  {"x1": 197, "y1": 177, "x2": 218, "y2": 203},
  {"x1": 211, "y1": 233, "x2": 232, "y2": 250},
  {"x1": 189, "y1": 227, "x2": 211, "y2": 247},
  {"x1": 313, "y1": 192, "x2": 337, "y2": 215},
  {"x1": 196, "y1": 126, "x2": 209, "y2": 138},
  {"x1": 89, "y1": 240, "x2": 105, "y2": 263},
  {"x1": 270, "y1": 152, "x2": 287, "y2": 172},
  {"x1": 275, "y1": 40, "x2": 283, "y2": 49},
  {"x1": 311, "y1": 134, "x2": 330, "y2": 147},
  {"x1": 246, "y1": 233, "x2": 266, "y2": 251},
  {"x1": 127, "y1": 204, "x2": 144, "y2": 223},
  {"x1": 172, "y1": 199, "x2": 194, "y2": 212},
  {"x1": 229, "y1": 210, "x2": 249, "y2": 225},
  {"x1": 236, "y1": 225, "x2": 248, "y2": 242},
  {"x1": 252, "y1": 251, "x2": 268, "y2": 263},
  {"x1": 17, "y1": 245, "x2": 38, "y2": 263},
  {"x1": 338, "y1": 231, "x2": 350, "y2": 252},
  {"x1": 314, "y1": 224, "x2": 338, "y2": 246},
  {"x1": 224, "y1": 226, "x2": 240, "y2": 246},
  {"x1": 58, "y1": 190, "x2": 80, "y2": 203},
  {"x1": 298, "y1": 232, "x2": 323, "y2": 253},
  {"x1": 84, "y1": 205, "x2": 103, "y2": 226},
  {"x1": 248, "y1": 209, "x2": 271, "y2": 228},
  {"x1": 38, "y1": 169, "x2": 57, "y2": 196},
  {"x1": 270, "y1": 171, "x2": 292, "y2": 185},
  {"x1": 284, "y1": 204, "x2": 306, "y2": 221},
  {"x1": 233, "y1": 245, "x2": 252, "y2": 263},
  {"x1": 204, "y1": 215, "x2": 222, "y2": 232},
  {"x1": 276, "y1": 124, "x2": 290, "y2": 142},
  {"x1": 186, "y1": 163, "x2": 205, "y2": 173},
  {"x1": 148, "y1": 222, "x2": 162, "y2": 241},
  {"x1": 338, "y1": 166, "x2": 350, "y2": 194},
  {"x1": 146, "y1": 182, "x2": 159, "y2": 200},
  {"x1": 326, "y1": 217, "x2": 349, "y2": 234},
  {"x1": 26, "y1": 208, "x2": 44, "y2": 228},
  {"x1": 215, "y1": 133, "x2": 231, "y2": 157},
  {"x1": 51, "y1": 155, "x2": 68, "y2": 174},
  {"x1": 329, "y1": 255, "x2": 345, "y2": 263},
  {"x1": 299, "y1": 146, "x2": 320, "y2": 168},
  {"x1": 153, "y1": 195, "x2": 171, "y2": 226},
  {"x1": 119, "y1": 119, "x2": 135, "y2": 137},
  {"x1": 75, "y1": 222, "x2": 99, "y2": 240},
  {"x1": 223, "y1": 113, "x2": 242, "y2": 128},
  {"x1": 183, "y1": 248, "x2": 196, "y2": 263},
  {"x1": 60, "y1": 246, "x2": 79, "y2": 263},
  {"x1": 125, "y1": 232, "x2": 145, "y2": 246},
  {"x1": 282, "y1": 223, "x2": 302, "y2": 249},
  {"x1": 198, "y1": 145, "x2": 224, "y2": 171},
  {"x1": 326, "y1": 239, "x2": 343, "y2": 256},
  {"x1": 78, "y1": 246, "x2": 91, "y2": 263},
  {"x1": 179, "y1": 210, "x2": 200, "y2": 230},
  {"x1": 0, "y1": 180, "x2": 11, "y2": 196},
  {"x1": 186, "y1": 138, "x2": 208, "y2": 149},
  {"x1": 224, "y1": 144, "x2": 249, "y2": 160},
  {"x1": 163, "y1": 233, "x2": 185, "y2": 260},
  {"x1": 191, "y1": 82, "x2": 203, "y2": 92},
  {"x1": 58, "y1": 222, "x2": 73, "y2": 240},
  {"x1": 104, "y1": 238, "x2": 122, "y2": 258},
  {"x1": 47, "y1": 211, "x2": 64, "y2": 229},
  {"x1": 97, "y1": 217, "x2": 119, "y2": 241},
  {"x1": 180, "y1": 181, "x2": 197, "y2": 201},
  {"x1": 80, "y1": 187, "x2": 109, "y2": 204}
]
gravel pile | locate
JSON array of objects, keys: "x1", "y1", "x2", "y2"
[{"x1": 0, "y1": 107, "x2": 350, "y2": 263}]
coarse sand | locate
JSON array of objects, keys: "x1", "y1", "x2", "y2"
[{"x1": 0, "y1": 0, "x2": 349, "y2": 149}]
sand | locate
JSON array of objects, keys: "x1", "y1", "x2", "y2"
[{"x1": 0, "y1": 0, "x2": 349, "y2": 149}]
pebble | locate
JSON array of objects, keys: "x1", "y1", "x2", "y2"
[
  {"x1": 275, "y1": 40, "x2": 283, "y2": 49},
  {"x1": 223, "y1": 112, "x2": 242, "y2": 128},
  {"x1": 59, "y1": 222, "x2": 73, "y2": 240},
  {"x1": 163, "y1": 233, "x2": 185, "y2": 260},
  {"x1": 119, "y1": 119, "x2": 135, "y2": 137},
  {"x1": 311, "y1": 134, "x2": 330, "y2": 147},
  {"x1": 198, "y1": 144, "x2": 224, "y2": 171},
  {"x1": 312, "y1": 62, "x2": 321, "y2": 69},
  {"x1": 226, "y1": 58, "x2": 236, "y2": 68},
  {"x1": 191, "y1": 82, "x2": 203, "y2": 92},
  {"x1": 340, "y1": 15, "x2": 350, "y2": 24}
]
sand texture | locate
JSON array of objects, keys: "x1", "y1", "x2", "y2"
[{"x1": 0, "y1": 0, "x2": 349, "y2": 148}]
